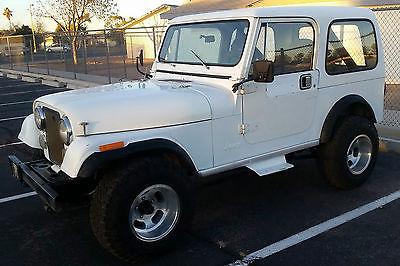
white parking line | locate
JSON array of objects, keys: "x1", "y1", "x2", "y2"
[
  {"x1": 0, "y1": 83, "x2": 39, "y2": 89},
  {"x1": 231, "y1": 189, "x2": 400, "y2": 265},
  {"x1": 0, "y1": 100, "x2": 33, "y2": 107},
  {"x1": 0, "y1": 88, "x2": 62, "y2": 97},
  {"x1": 0, "y1": 116, "x2": 27, "y2": 122},
  {"x1": 0, "y1": 191, "x2": 37, "y2": 204},
  {"x1": 0, "y1": 142, "x2": 23, "y2": 148}
]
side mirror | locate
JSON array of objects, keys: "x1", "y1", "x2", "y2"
[
  {"x1": 136, "y1": 49, "x2": 152, "y2": 79},
  {"x1": 253, "y1": 60, "x2": 274, "y2": 83},
  {"x1": 138, "y1": 49, "x2": 144, "y2": 66}
]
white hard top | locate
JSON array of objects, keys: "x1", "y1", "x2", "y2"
[{"x1": 170, "y1": 6, "x2": 376, "y2": 24}]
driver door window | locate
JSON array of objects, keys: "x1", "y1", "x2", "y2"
[{"x1": 250, "y1": 22, "x2": 314, "y2": 76}]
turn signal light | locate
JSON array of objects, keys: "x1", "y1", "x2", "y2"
[{"x1": 99, "y1": 141, "x2": 124, "y2": 152}]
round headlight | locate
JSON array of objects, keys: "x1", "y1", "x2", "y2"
[
  {"x1": 34, "y1": 106, "x2": 46, "y2": 130},
  {"x1": 59, "y1": 116, "x2": 72, "y2": 145}
]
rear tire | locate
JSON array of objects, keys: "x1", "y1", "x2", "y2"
[
  {"x1": 317, "y1": 116, "x2": 378, "y2": 189},
  {"x1": 89, "y1": 157, "x2": 195, "y2": 263}
]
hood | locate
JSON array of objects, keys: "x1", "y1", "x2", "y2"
[{"x1": 35, "y1": 80, "x2": 213, "y2": 136}]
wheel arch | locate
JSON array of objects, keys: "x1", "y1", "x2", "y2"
[
  {"x1": 78, "y1": 138, "x2": 198, "y2": 179},
  {"x1": 320, "y1": 94, "x2": 377, "y2": 144}
]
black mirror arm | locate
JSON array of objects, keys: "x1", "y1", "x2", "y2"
[
  {"x1": 232, "y1": 77, "x2": 253, "y2": 93},
  {"x1": 136, "y1": 56, "x2": 153, "y2": 79}
]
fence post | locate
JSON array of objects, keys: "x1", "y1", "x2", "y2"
[
  {"x1": 25, "y1": 39, "x2": 30, "y2": 72},
  {"x1": 92, "y1": 36, "x2": 97, "y2": 70},
  {"x1": 6, "y1": 37, "x2": 12, "y2": 69},
  {"x1": 62, "y1": 36, "x2": 67, "y2": 72},
  {"x1": 30, "y1": 39, "x2": 34, "y2": 63},
  {"x1": 43, "y1": 35, "x2": 50, "y2": 75},
  {"x1": 83, "y1": 37, "x2": 87, "y2": 74},
  {"x1": 130, "y1": 35, "x2": 134, "y2": 62},
  {"x1": 122, "y1": 33, "x2": 127, "y2": 79},
  {"x1": 104, "y1": 30, "x2": 111, "y2": 84},
  {"x1": 152, "y1": 27, "x2": 157, "y2": 58}
]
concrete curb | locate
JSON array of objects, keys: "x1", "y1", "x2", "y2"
[
  {"x1": 377, "y1": 124, "x2": 400, "y2": 140},
  {"x1": 0, "y1": 68, "x2": 102, "y2": 89},
  {"x1": 379, "y1": 138, "x2": 400, "y2": 156},
  {"x1": 377, "y1": 125, "x2": 400, "y2": 155}
]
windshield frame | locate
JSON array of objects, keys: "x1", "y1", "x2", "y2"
[{"x1": 158, "y1": 19, "x2": 250, "y2": 67}]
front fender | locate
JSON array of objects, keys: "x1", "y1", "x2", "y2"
[
  {"x1": 18, "y1": 114, "x2": 41, "y2": 149},
  {"x1": 60, "y1": 121, "x2": 213, "y2": 178},
  {"x1": 77, "y1": 138, "x2": 198, "y2": 178}
]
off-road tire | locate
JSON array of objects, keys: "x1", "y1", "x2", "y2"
[
  {"x1": 89, "y1": 157, "x2": 195, "y2": 263},
  {"x1": 317, "y1": 116, "x2": 378, "y2": 189}
]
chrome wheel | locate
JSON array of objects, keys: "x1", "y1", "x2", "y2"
[
  {"x1": 346, "y1": 134, "x2": 372, "y2": 175},
  {"x1": 129, "y1": 184, "x2": 180, "y2": 242}
]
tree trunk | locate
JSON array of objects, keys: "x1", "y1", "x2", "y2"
[{"x1": 72, "y1": 37, "x2": 78, "y2": 65}]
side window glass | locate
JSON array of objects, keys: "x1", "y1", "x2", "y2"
[
  {"x1": 326, "y1": 20, "x2": 377, "y2": 75},
  {"x1": 250, "y1": 22, "x2": 314, "y2": 77},
  {"x1": 163, "y1": 29, "x2": 179, "y2": 61}
]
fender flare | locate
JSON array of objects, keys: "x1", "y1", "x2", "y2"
[
  {"x1": 320, "y1": 95, "x2": 376, "y2": 144},
  {"x1": 78, "y1": 138, "x2": 197, "y2": 178}
]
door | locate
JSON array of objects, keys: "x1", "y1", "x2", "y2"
[{"x1": 242, "y1": 19, "x2": 319, "y2": 145}]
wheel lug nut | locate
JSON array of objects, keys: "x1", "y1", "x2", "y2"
[{"x1": 141, "y1": 197, "x2": 145, "y2": 201}]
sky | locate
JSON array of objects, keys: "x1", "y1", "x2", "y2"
[{"x1": 0, "y1": 0, "x2": 184, "y2": 31}]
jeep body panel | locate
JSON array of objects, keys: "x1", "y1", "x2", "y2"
[
  {"x1": 19, "y1": 114, "x2": 41, "y2": 149},
  {"x1": 33, "y1": 80, "x2": 213, "y2": 136},
  {"x1": 58, "y1": 120, "x2": 213, "y2": 177},
  {"x1": 17, "y1": 6, "x2": 384, "y2": 180}
]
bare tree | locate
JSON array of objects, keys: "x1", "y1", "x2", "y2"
[
  {"x1": 3, "y1": 8, "x2": 13, "y2": 31},
  {"x1": 104, "y1": 15, "x2": 127, "y2": 29},
  {"x1": 34, "y1": 0, "x2": 117, "y2": 64},
  {"x1": 34, "y1": 20, "x2": 47, "y2": 34}
]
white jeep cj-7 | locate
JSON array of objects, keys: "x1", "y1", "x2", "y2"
[{"x1": 9, "y1": 6, "x2": 384, "y2": 262}]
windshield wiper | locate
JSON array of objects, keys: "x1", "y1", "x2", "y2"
[{"x1": 190, "y1": 50, "x2": 210, "y2": 70}]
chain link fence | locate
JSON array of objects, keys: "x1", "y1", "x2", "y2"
[
  {"x1": 0, "y1": 26, "x2": 165, "y2": 84},
  {"x1": 0, "y1": 9, "x2": 399, "y2": 128},
  {"x1": 372, "y1": 6, "x2": 400, "y2": 128}
]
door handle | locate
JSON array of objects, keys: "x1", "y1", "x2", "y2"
[{"x1": 300, "y1": 74, "x2": 312, "y2": 90}]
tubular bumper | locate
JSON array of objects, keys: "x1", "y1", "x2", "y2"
[{"x1": 8, "y1": 155, "x2": 78, "y2": 211}]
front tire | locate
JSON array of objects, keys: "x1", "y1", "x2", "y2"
[
  {"x1": 89, "y1": 157, "x2": 194, "y2": 263},
  {"x1": 317, "y1": 116, "x2": 378, "y2": 189}
]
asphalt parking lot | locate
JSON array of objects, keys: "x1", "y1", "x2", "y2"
[{"x1": 1, "y1": 77, "x2": 400, "y2": 266}]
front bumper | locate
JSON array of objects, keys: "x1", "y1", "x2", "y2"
[{"x1": 8, "y1": 155, "x2": 92, "y2": 211}]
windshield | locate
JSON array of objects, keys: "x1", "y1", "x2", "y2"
[{"x1": 159, "y1": 20, "x2": 249, "y2": 66}]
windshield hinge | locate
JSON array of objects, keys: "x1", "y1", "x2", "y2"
[{"x1": 240, "y1": 124, "x2": 246, "y2": 135}]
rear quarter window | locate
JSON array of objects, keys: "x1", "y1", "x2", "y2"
[{"x1": 326, "y1": 20, "x2": 377, "y2": 75}]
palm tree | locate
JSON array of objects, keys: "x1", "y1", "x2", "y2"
[{"x1": 3, "y1": 8, "x2": 13, "y2": 31}]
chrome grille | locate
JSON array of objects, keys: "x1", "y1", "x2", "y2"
[{"x1": 43, "y1": 107, "x2": 64, "y2": 165}]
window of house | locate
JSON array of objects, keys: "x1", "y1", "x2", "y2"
[
  {"x1": 326, "y1": 20, "x2": 377, "y2": 75},
  {"x1": 250, "y1": 22, "x2": 314, "y2": 76}
]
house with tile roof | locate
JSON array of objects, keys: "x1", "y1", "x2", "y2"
[
  {"x1": 161, "y1": 0, "x2": 400, "y2": 19},
  {"x1": 123, "y1": 4, "x2": 177, "y2": 59}
]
